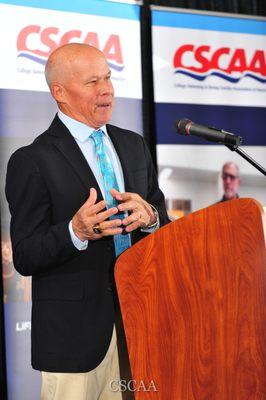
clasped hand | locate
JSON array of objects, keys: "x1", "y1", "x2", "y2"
[{"x1": 72, "y1": 188, "x2": 156, "y2": 241}]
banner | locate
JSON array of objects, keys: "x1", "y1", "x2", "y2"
[
  {"x1": 152, "y1": 8, "x2": 266, "y2": 216},
  {"x1": 0, "y1": 1, "x2": 142, "y2": 398}
]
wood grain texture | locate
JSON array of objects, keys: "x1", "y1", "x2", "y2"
[{"x1": 115, "y1": 198, "x2": 266, "y2": 400}]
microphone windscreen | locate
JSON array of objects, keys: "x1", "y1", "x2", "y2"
[{"x1": 175, "y1": 118, "x2": 192, "y2": 135}]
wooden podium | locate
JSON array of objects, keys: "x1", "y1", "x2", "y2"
[{"x1": 115, "y1": 198, "x2": 266, "y2": 399}]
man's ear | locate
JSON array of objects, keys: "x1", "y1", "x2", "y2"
[{"x1": 50, "y1": 82, "x2": 66, "y2": 103}]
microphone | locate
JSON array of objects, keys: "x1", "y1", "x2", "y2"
[{"x1": 175, "y1": 118, "x2": 243, "y2": 147}]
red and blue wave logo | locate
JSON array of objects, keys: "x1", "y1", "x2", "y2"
[
  {"x1": 17, "y1": 25, "x2": 124, "y2": 71},
  {"x1": 173, "y1": 44, "x2": 266, "y2": 83}
]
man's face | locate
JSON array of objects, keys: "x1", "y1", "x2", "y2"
[
  {"x1": 222, "y1": 163, "x2": 240, "y2": 200},
  {"x1": 57, "y1": 50, "x2": 114, "y2": 128}
]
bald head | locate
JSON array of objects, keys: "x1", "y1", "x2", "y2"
[
  {"x1": 44, "y1": 43, "x2": 114, "y2": 128},
  {"x1": 45, "y1": 43, "x2": 106, "y2": 88}
]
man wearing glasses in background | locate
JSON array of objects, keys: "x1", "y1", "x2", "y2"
[{"x1": 220, "y1": 161, "x2": 240, "y2": 202}]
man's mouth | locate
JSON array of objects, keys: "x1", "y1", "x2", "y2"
[{"x1": 97, "y1": 103, "x2": 112, "y2": 108}]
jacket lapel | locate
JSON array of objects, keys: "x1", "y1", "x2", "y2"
[
  {"x1": 107, "y1": 124, "x2": 134, "y2": 193},
  {"x1": 107, "y1": 124, "x2": 145, "y2": 244},
  {"x1": 48, "y1": 115, "x2": 104, "y2": 200}
]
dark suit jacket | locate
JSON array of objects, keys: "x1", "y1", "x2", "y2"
[{"x1": 5, "y1": 115, "x2": 169, "y2": 372}]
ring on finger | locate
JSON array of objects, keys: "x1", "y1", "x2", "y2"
[{"x1": 92, "y1": 224, "x2": 102, "y2": 234}]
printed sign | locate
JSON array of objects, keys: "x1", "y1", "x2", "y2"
[
  {"x1": 0, "y1": 3, "x2": 142, "y2": 98},
  {"x1": 152, "y1": 11, "x2": 266, "y2": 106}
]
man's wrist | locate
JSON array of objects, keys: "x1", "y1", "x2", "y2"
[
  {"x1": 146, "y1": 204, "x2": 159, "y2": 228},
  {"x1": 69, "y1": 220, "x2": 88, "y2": 250},
  {"x1": 141, "y1": 204, "x2": 159, "y2": 233}
]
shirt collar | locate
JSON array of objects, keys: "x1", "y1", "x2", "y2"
[{"x1": 58, "y1": 110, "x2": 108, "y2": 143}]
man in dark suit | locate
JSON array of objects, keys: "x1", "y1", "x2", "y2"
[{"x1": 5, "y1": 43, "x2": 169, "y2": 399}]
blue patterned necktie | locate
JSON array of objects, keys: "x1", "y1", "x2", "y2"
[{"x1": 91, "y1": 129, "x2": 131, "y2": 257}]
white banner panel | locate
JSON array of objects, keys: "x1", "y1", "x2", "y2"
[
  {"x1": 0, "y1": 2, "x2": 142, "y2": 99},
  {"x1": 153, "y1": 11, "x2": 266, "y2": 106}
]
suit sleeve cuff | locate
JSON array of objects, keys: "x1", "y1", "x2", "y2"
[{"x1": 68, "y1": 220, "x2": 88, "y2": 251}]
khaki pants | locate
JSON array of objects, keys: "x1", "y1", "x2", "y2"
[{"x1": 41, "y1": 327, "x2": 122, "y2": 400}]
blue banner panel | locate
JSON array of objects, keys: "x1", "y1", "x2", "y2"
[
  {"x1": 4, "y1": 303, "x2": 41, "y2": 400},
  {"x1": 155, "y1": 103, "x2": 266, "y2": 146},
  {"x1": 1, "y1": 1, "x2": 142, "y2": 399},
  {"x1": 152, "y1": 9, "x2": 266, "y2": 35},
  {"x1": 0, "y1": 0, "x2": 140, "y2": 20},
  {"x1": 152, "y1": 7, "x2": 266, "y2": 215}
]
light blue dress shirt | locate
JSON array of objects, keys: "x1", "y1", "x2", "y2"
[{"x1": 58, "y1": 110, "x2": 158, "y2": 251}]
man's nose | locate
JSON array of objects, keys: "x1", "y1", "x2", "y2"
[{"x1": 99, "y1": 79, "x2": 113, "y2": 95}]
